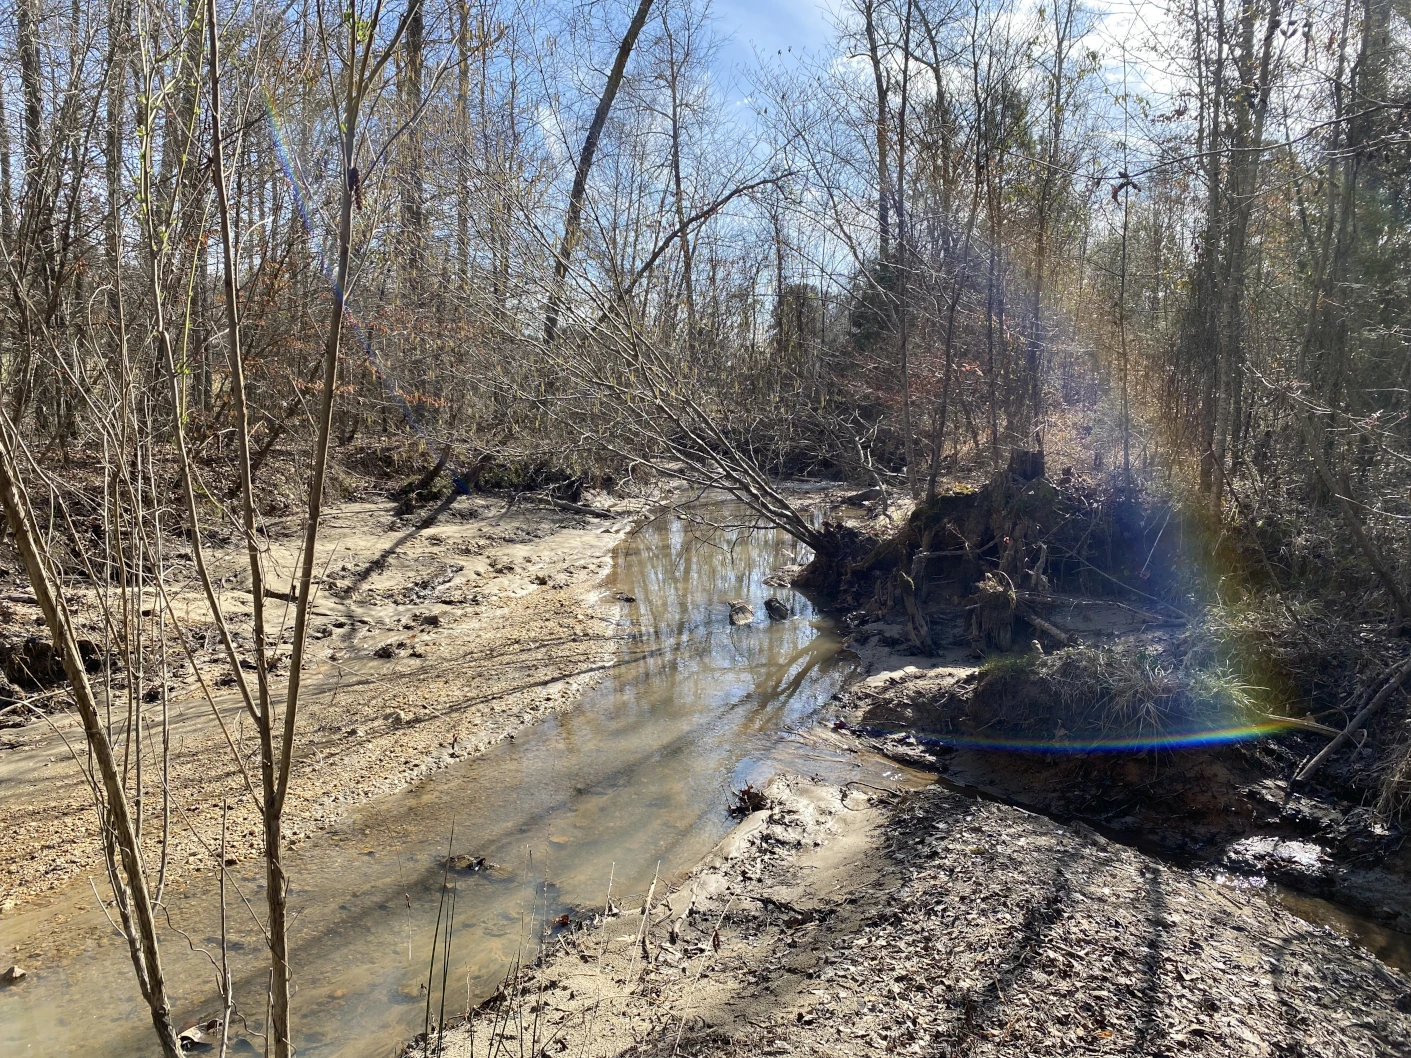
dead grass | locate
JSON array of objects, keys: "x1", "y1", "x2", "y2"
[
  {"x1": 974, "y1": 641, "x2": 1260, "y2": 740},
  {"x1": 1378, "y1": 746, "x2": 1411, "y2": 824}
]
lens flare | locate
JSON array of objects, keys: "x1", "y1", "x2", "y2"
[{"x1": 854, "y1": 714, "x2": 1300, "y2": 755}]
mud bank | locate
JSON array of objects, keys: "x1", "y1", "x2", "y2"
[
  {"x1": 814, "y1": 468, "x2": 1411, "y2": 940},
  {"x1": 842, "y1": 658, "x2": 1411, "y2": 936},
  {"x1": 415, "y1": 764, "x2": 1411, "y2": 1057},
  {"x1": 0, "y1": 492, "x2": 642, "y2": 913}
]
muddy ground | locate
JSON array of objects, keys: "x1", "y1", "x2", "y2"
[
  {"x1": 9, "y1": 478, "x2": 1411, "y2": 1057},
  {"x1": 839, "y1": 635, "x2": 1411, "y2": 936},
  {"x1": 418, "y1": 764, "x2": 1411, "y2": 1057},
  {"x1": 410, "y1": 490, "x2": 1411, "y2": 1058},
  {"x1": 0, "y1": 491, "x2": 643, "y2": 914}
]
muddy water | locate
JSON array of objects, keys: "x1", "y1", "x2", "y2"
[
  {"x1": 0, "y1": 506, "x2": 923, "y2": 1057},
  {"x1": 1273, "y1": 888, "x2": 1411, "y2": 972}
]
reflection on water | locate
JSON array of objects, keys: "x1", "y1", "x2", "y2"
[
  {"x1": 0, "y1": 503, "x2": 919, "y2": 1057},
  {"x1": 1274, "y1": 887, "x2": 1411, "y2": 973}
]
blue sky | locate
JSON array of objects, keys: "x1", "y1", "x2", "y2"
[{"x1": 708, "y1": 0, "x2": 837, "y2": 77}]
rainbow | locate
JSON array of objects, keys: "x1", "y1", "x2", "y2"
[{"x1": 852, "y1": 716, "x2": 1301, "y2": 756}]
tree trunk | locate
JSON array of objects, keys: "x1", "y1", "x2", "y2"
[
  {"x1": 862, "y1": 0, "x2": 891, "y2": 264},
  {"x1": 543, "y1": 0, "x2": 655, "y2": 345},
  {"x1": 401, "y1": 0, "x2": 426, "y2": 288}
]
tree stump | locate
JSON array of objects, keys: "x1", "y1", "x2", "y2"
[{"x1": 1008, "y1": 449, "x2": 1045, "y2": 482}]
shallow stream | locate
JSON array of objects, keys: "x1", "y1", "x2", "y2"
[
  {"x1": 0, "y1": 504, "x2": 923, "y2": 1057},
  {"x1": 3, "y1": 501, "x2": 1407, "y2": 1056}
]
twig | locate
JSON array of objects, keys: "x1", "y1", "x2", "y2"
[
  {"x1": 425, "y1": 821, "x2": 456, "y2": 1044},
  {"x1": 672, "y1": 897, "x2": 734, "y2": 1056},
  {"x1": 1017, "y1": 606, "x2": 1075, "y2": 647},
  {"x1": 1024, "y1": 592, "x2": 1177, "y2": 624},
  {"x1": 1045, "y1": 548, "x2": 1189, "y2": 619},
  {"x1": 630, "y1": 861, "x2": 660, "y2": 976},
  {"x1": 1262, "y1": 713, "x2": 1342, "y2": 738},
  {"x1": 218, "y1": 799, "x2": 232, "y2": 1058},
  {"x1": 88, "y1": 875, "x2": 125, "y2": 938}
]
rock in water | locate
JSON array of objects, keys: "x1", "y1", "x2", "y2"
[
  {"x1": 1, "y1": 965, "x2": 25, "y2": 984},
  {"x1": 728, "y1": 601, "x2": 755, "y2": 625},
  {"x1": 764, "y1": 598, "x2": 789, "y2": 621}
]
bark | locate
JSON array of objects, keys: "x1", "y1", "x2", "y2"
[
  {"x1": 269, "y1": 5, "x2": 423, "y2": 1048},
  {"x1": 0, "y1": 77, "x2": 14, "y2": 248},
  {"x1": 0, "y1": 424, "x2": 182, "y2": 1058},
  {"x1": 10, "y1": 0, "x2": 46, "y2": 421},
  {"x1": 455, "y1": 0, "x2": 471, "y2": 287},
  {"x1": 1210, "y1": 0, "x2": 1279, "y2": 499},
  {"x1": 1193, "y1": 0, "x2": 1225, "y2": 493},
  {"x1": 16, "y1": 0, "x2": 44, "y2": 203},
  {"x1": 895, "y1": 0, "x2": 917, "y2": 497},
  {"x1": 543, "y1": 0, "x2": 655, "y2": 345},
  {"x1": 862, "y1": 0, "x2": 891, "y2": 264},
  {"x1": 664, "y1": 15, "x2": 696, "y2": 355},
  {"x1": 1027, "y1": 0, "x2": 1077, "y2": 450},
  {"x1": 204, "y1": 9, "x2": 290, "y2": 1049},
  {"x1": 401, "y1": 0, "x2": 426, "y2": 285}
]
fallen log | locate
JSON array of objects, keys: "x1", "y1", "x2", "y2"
[
  {"x1": 1295, "y1": 655, "x2": 1411, "y2": 783},
  {"x1": 1017, "y1": 606, "x2": 1075, "y2": 647}
]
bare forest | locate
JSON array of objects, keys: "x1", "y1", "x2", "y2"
[{"x1": 2, "y1": 0, "x2": 1411, "y2": 1053}]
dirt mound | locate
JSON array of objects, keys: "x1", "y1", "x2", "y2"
[{"x1": 815, "y1": 457, "x2": 1191, "y2": 658}]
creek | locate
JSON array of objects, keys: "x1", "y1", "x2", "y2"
[
  {"x1": 0, "y1": 504, "x2": 923, "y2": 1057},
  {"x1": 2, "y1": 500, "x2": 1407, "y2": 1056}
]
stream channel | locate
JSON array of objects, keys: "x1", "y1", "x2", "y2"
[
  {"x1": 4, "y1": 501, "x2": 1409, "y2": 1055},
  {"x1": 0, "y1": 504, "x2": 927, "y2": 1057}
]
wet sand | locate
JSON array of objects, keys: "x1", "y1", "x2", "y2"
[{"x1": 0, "y1": 494, "x2": 638, "y2": 913}]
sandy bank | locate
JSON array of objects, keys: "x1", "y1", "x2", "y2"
[
  {"x1": 0, "y1": 492, "x2": 643, "y2": 913},
  {"x1": 418, "y1": 764, "x2": 1411, "y2": 1057}
]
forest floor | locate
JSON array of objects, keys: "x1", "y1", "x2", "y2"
[
  {"x1": 416, "y1": 765, "x2": 1411, "y2": 1058},
  {"x1": 0, "y1": 489, "x2": 643, "y2": 913}
]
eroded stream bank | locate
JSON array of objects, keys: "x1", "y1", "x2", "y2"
[
  {"x1": 414, "y1": 663, "x2": 1411, "y2": 1058},
  {"x1": 5, "y1": 493, "x2": 1410, "y2": 1058},
  {"x1": 422, "y1": 770, "x2": 1411, "y2": 1058},
  {"x1": 842, "y1": 660, "x2": 1411, "y2": 944},
  {"x1": 0, "y1": 500, "x2": 921, "y2": 1057}
]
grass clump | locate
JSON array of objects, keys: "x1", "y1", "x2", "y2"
[{"x1": 973, "y1": 642, "x2": 1262, "y2": 741}]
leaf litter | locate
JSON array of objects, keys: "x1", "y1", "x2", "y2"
[{"x1": 413, "y1": 775, "x2": 1411, "y2": 1057}]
